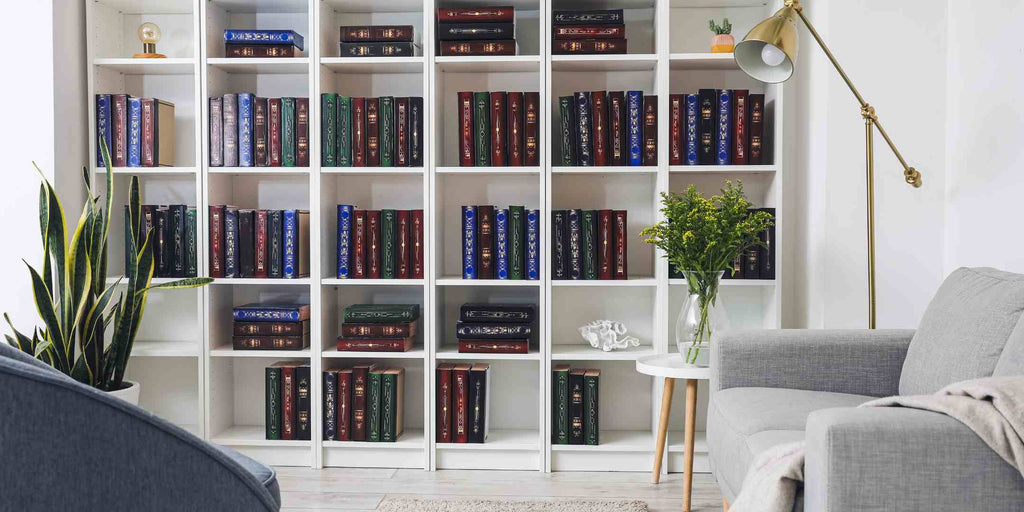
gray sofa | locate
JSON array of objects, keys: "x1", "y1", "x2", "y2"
[
  {"x1": 0, "y1": 342, "x2": 281, "y2": 511},
  {"x1": 709, "y1": 267, "x2": 1024, "y2": 511}
]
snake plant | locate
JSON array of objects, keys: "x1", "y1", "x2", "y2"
[{"x1": 5, "y1": 140, "x2": 211, "y2": 391}]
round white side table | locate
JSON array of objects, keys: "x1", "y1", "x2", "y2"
[{"x1": 636, "y1": 353, "x2": 712, "y2": 512}]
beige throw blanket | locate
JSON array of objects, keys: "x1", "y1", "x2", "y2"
[{"x1": 729, "y1": 377, "x2": 1024, "y2": 512}]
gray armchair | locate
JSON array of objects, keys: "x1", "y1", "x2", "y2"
[
  {"x1": 0, "y1": 342, "x2": 281, "y2": 511},
  {"x1": 709, "y1": 267, "x2": 1024, "y2": 511}
]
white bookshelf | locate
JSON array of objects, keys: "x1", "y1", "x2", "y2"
[{"x1": 85, "y1": 0, "x2": 784, "y2": 474}]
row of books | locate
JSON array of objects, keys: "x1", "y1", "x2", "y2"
[
  {"x1": 324, "y1": 365, "x2": 406, "y2": 442},
  {"x1": 336, "y1": 304, "x2": 420, "y2": 353},
  {"x1": 457, "y1": 91, "x2": 540, "y2": 167},
  {"x1": 209, "y1": 95, "x2": 309, "y2": 167},
  {"x1": 123, "y1": 205, "x2": 197, "y2": 278},
  {"x1": 552, "y1": 210, "x2": 628, "y2": 281},
  {"x1": 559, "y1": 91, "x2": 657, "y2": 167},
  {"x1": 336, "y1": 207, "x2": 425, "y2": 280},
  {"x1": 265, "y1": 360, "x2": 311, "y2": 440},
  {"x1": 339, "y1": 25, "x2": 419, "y2": 57},
  {"x1": 670, "y1": 90, "x2": 768, "y2": 166},
  {"x1": 437, "y1": 6, "x2": 517, "y2": 57},
  {"x1": 233, "y1": 303, "x2": 312, "y2": 351},
  {"x1": 321, "y1": 95, "x2": 424, "y2": 168},
  {"x1": 671, "y1": 208, "x2": 776, "y2": 280},
  {"x1": 209, "y1": 207, "x2": 310, "y2": 279},
  {"x1": 462, "y1": 205, "x2": 540, "y2": 280},
  {"x1": 96, "y1": 94, "x2": 174, "y2": 167},
  {"x1": 456, "y1": 303, "x2": 536, "y2": 355},
  {"x1": 552, "y1": 366, "x2": 600, "y2": 445},
  {"x1": 436, "y1": 362, "x2": 491, "y2": 443},
  {"x1": 552, "y1": 9, "x2": 627, "y2": 55},
  {"x1": 224, "y1": 29, "x2": 304, "y2": 58}
]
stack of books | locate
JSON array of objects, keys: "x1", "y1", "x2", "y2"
[
  {"x1": 456, "y1": 303, "x2": 535, "y2": 354},
  {"x1": 320, "y1": 95, "x2": 424, "y2": 167},
  {"x1": 436, "y1": 363, "x2": 490, "y2": 443},
  {"x1": 323, "y1": 365, "x2": 405, "y2": 442},
  {"x1": 552, "y1": 366, "x2": 600, "y2": 445},
  {"x1": 337, "y1": 304, "x2": 420, "y2": 352},
  {"x1": 209, "y1": 207, "x2": 310, "y2": 279},
  {"x1": 551, "y1": 209, "x2": 628, "y2": 281},
  {"x1": 669, "y1": 89, "x2": 767, "y2": 166},
  {"x1": 672, "y1": 208, "x2": 777, "y2": 281},
  {"x1": 265, "y1": 360, "x2": 311, "y2": 440},
  {"x1": 123, "y1": 205, "x2": 198, "y2": 278},
  {"x1": 437, "y1": 6, "x2": 516, "y2": 56},
  {"x1": 209, "y1": 95, "x2": 310, "y2": 167},
  {"x1": 456, "y1": 91, "x2": 540, "y2": 167},
  {"x1": 559, "y1": 91, "x2": 657, "y2": 167},
  {"x1": 339, "y1": 25, "x2": 418, "y2": 57},
  {"x1": 462, "y1": 205, "x2": 539, "y2": 280},
  {"x1": 234, "y1": 303, "x2": 311, "y2": 351},
  {"x1": 224, "y1": 29, "x2": 304, "y2": 58},
  {"x1": 95, "y1": 94, "x2": 174, "y2": 167},
  {"x1": 552, "y1": 9, "x2": 626, "y2": 55},
  {"x1": 336, "y1": 206, "x2": 425, "y2": 280}
]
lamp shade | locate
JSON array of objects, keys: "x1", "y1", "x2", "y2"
[{"x1": 734, "y1": 5, "x2": 800, "y2": 83}]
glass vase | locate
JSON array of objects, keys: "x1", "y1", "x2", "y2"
[{"x1": 675, "y1": 270, "x2": 729, "y2": 366}]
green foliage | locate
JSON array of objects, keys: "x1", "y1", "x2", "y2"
[
  {"x1": 709, "y1": 18, "x2": 732, "y2": 35},
  {"x1": 5, "y1": 139, "x2": 212, "y2": 391}
]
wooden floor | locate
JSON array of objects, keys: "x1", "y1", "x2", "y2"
[{"x1": 276, "y1": 467, "x2": 724, "y2": 511}]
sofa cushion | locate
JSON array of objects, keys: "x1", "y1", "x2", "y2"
[
  {"x1": 215, "y1": 445, "x2": 281, "y2": 507},
  {"x1": 900, "y1": 267, "x2": 1024, "y2": 395},
  {"x1": 994, "y1": 314, "x2": 1024, "y2": 376}
]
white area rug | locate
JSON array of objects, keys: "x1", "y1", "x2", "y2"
[{"x1": 377, "y1": 498, "x2": 649, "y2": 512}]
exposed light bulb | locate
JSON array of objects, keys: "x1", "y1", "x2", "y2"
[
  {"x1": 138, "y1": 22, "x2": 161, "y2": 45},
  {"x1": 761, "y1": 44, "x2": 786, "y2": 67}
]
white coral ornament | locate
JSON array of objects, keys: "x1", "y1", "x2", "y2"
[{"x1": 578, "y1": 320, "x2": 641, "y2": 352}]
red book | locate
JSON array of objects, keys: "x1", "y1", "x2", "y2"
[
  {"x1": 554, "y1": 39, "x2": 627, "y2": 54},
  {"x1": 337, "y1": 368, "x2": 352, "y2": 441},
  {"x1": 281, "y1": 365, "x2": 296, "y2": 440},
  {"x1": 352, "y1": 97, "x2": 366, "y2": 167},
  {"x1": 255, "y1": 209, "x2": 268, "y2": 278},
  {"x1": 453, "y1": 364, "x2": 472, "y2": 443},
  {"x1": 112, "y1": 94, "x2": 128, "y2": 167},
  {"x1": 591, "y1": 91, "x2": 608, "y2": 166},
  {"x1": 507, "y1": 92, "x2": 524, "y2": 166},
  {"x1": 141, "y1": 98, "x2": 156, "y2": 167},
  {"x1": 643, "y1": 96, "x2": 657, "y2": 166},
  {"x1": 352, "y1": 210, "x2": 367, "y2": 278},
  {"x1": 411, "y1": 209, "x2": 424, "y2": 279},
  {"x1": 365, "y1": 98, "x2": 380, "y2": 166},
  {"x1": 553, "y1": 25, "x2": 625, "y2": 39},
  {"x1": 597, "y1": 209, "x2": 613, "y2": 279},
  {"x1": 350, "y1": 364, "x2": 370, "y2": 441},
  {"x1": 225, "y1": 44, "x2": 300, "y2": 58},
  {"x1": 477, "y1": 205, "x2": 495, "y2": 279},
  {"x1": 458, "y1": 340, "x2": 529, "y2": 354},
  {"x1": 524, "y1": 92, "x2": 539, "y2": 166},
  {"x1": 341, "y1": 320, "x2": 417, "y2": 338},
  {"x1": 337, "y1": 337, "x2": 414, "y2": 352},
  {"x1": 396, "y1": 97, "x2": 410, "y2": 167},
  {"x1": 608, "y1": 92, "x2": 626, "y2": 166},
  {"x1": 732, "y1": 90, "x2": 749, "y2": 165},
  {"x1": 437, "y1": 7, "x2": 514, "y2": 22},
  {"x1": 669, "y1": 94, "x2": 684, "y2": 165},
  {"x1": 614, "y1": 210, "x2": 628, "y2": 279},
  {"x1": 366, "y1": 210, "x2": 381, "y2": 278},
  {"x1": 457, "y1": 92, "x2": 475, "y2": 166},
  {"x1": 209, "y1": 205, "x2": 225, "y2": 278},
  {"x1": 490, "y1": 92, "x2": 507, "y2": 166},
  {"x1": 436, "y1": 363, "x2": 454, "y2": 443},
  {"x1": 749, "y1": 94, "x2": 764, "y2": 165},
  {"x1": 340, "y1": 25, "x2": 414, "y2": 42},
  {"x1": 439, "y1": 40, "x2": 516, "y2": 56},
  {"x1": 268, "y1": 98, "x2": 282, "y2": 166},
  {"x1": 296, "y1": 98, "x2": 309, "y2": 166},
  {"x1": 254, "y1": 97, "x2": 269, "y2": 167},
  {"x1": 396, "y1": 210, "x2": 411, "y2": 278}
]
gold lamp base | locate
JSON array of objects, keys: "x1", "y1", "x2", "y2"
[{"x1": 133, "y1": 53, "x2": 167, "y2": 59}]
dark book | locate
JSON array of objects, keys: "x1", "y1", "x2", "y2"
[
  {"x1": 296, "y1": 97, "x2": 309, "y2": 166},
  {"x1": 468, "y1": 364, "x2": 489, "y2": 443},
  {"x1": 323, "y1": 370, "x2": 337, "y2": 441},
  {"x1": 409, "y1": 97, "x2": 423, "y2": 166},
  {"x1": 477, "y1": 205, "x2": 495, "y2": 279},
  {"x1": 437, "y1": 22, "x2": 514, "y2": 41},
  {"x1": 337, "y1": 337, "x2": 414, "y2": 352},
  {"x1": 379, "y1": 96, "x2": 395, "y2": 167},
  {"x1": 458, "y1": 91, "x2": 475, "y2": 166},
  {"x1": 396, "y1": 97, "x2": 410, "y2": 167},
  {"x1": 627, "y1": 91, "x2": 642, "y2": 165},
  {"x1": 281, "y1": 97, "x2": 296, "y2": 166},
  {"x1": 352, "y1": 97, "x2": 366, "y2": 166},
  {"x1": 154, "y1": 207, "x2": 167, "y2": 276},
  {"x1": 140, "y1": 98, "x2": 157, "y2": 167},
  {"x1": 568, "y1": 209, "x2": 583, "y2": 280},
  {"x1": 169, "y1": 204, "x2": 185, "y2": 277},
  {"x1": 343, "y1": 304, "x2": 420, "y2": 323},
  {"x1": 266, "y1": 366, "x2": 282, "y2": 440},
  {"x1": 111, "y1": 94, "x2": 128, "y2": 167},
  {"x1": 436, "y1": 363, "x2": 454, "y2": 443},
  {"x1": 439, "y1": 40, "x2": 516, "y2": 56},
  {"x1": 598, "y1": 209, "x2": 613, "y2": 280},
  {"x1": 351, "y1": 364, "x2": 371, "y2": 441},
  {"x1": 554, "y1": 39, "x2": 627, "y2": 54},
  {"x1": 669, "y1": 94, "x2": 684, "y2": 165},
  {"x1": 367, "y1": 367, "x2": 382, "y2": 442},
  {"x1": 552, "y1": 364, "x2": 570, "y2": 444},
  {"x1": 459, "y1": 303, "x2": 535, "y2": 323},
  {"x1": 553, "y1": 25, "x2": 625, "y2": 39},
  {"x1": 232, "y1": 333, "x2": 309, "y2": 350},
  {"x1": 224, "y1": 30, "x2": 304, "y2": 49},
  {"x1": 254, "y1": 97, "x2": 269, "y2": 166},
  {"x1": 282, "y1": 209, "x2": 311, "y2": 278},
  {"x1": 209, "y1": 205, "x2": 224, "y2": 277},
  {"x1": 234, "y1": 320, "x2": 309, "y2": 336},
  {"x1": 396, "y1": 209, "x2": 410, "y2": 279},
  {"x1": 238, "y1": 93, "x2": 254, "y2": 167},
  {"x1": 553, "y1": 9, "x2": 624, "y2": 25},
  {"x1": 473, "y1": 92, "x2": 490, "y2": 166},
  {"x1": 462, "y1": 205, "x2": 477, "y2": 279},
  {"x1": 749, "y1": 94, "x2": 765, "y2": 164},
  {"x1": 582, "y1": 210, "x2": 598, "y2": 280},
  {"x1": 366, "y1": 209, "x2": 381, "y2": 278},
  {"x1": 340, "y1": 25, "x2": 414, "y2": 42},
  {"x1": 337, "y1": 368, "x2": 352, "y2": 441},
  {"x1": 643, "y1": 95, "x2": 658, "y2": 165},
  {"x1": 154, "y1": 100, "x2": 174, "y2": 167},
  {"x1": 509, "y1": 205, "x2": 525, "y2": 279},
  {"x1": 608, "y1": 91, "x2": 626, "y2": 165},
  {"x1": 574, "y1": 92, "x2": 593, "y2": 166},
  {"x1": 614, "y1": 210, "x2": 628, "y2": 279},
  {"x1": 495, "y1": 209, "x2": 509, "y2": 279},
  {"x1": 697, "y1": 89, "x2": 716, "y2": 165},
  {"x1": 716, "y1": 89, "x2": 732, "y2": 165},
  {"x1": 584, "y1": 369, "x2": 600, "y2": 445},
  {"x1": 558, "y1": 96, "x2": 577, "y2": 166},
  {"x1": 225, "y1": 44, "x2": 300, "y2": 58},
  {"x1": 458, "y1": 340, "x2": 529, "y2": 354},
  {"x1": 96, "y1": 94, "x2": 111, "y2": 167},
  {"x1": 341, "y1": 320, "x2": 417, "y2": 338},
  {"x1": 411, "y1": 210, "x2": 424, "y2": 279},
  {"x1": 685, "y1": 94, "x2": 699, "y2": 165},
  {"x1": 507, "y1": 92, "x2": 524, "y2": 166},
  {"x1": 280, "y1": 363, "x2": 297, "y2": 440},
  {"x1": 268, "y1": 98, "x2": 282, "y2": 166},
  {"x1": 489, "y1": 91, "x2": 507, "y2": 166},
  {"x1": 758, "y1": 207, "x2": 775, "y2": 279},
  {"x1": 381, "y1": 209, "x2": 397, "y2": 279},
  {"x1": 186, "y1": 207, "x2": 198, "y2": 277},
  {"x1": 526, "y1": 208, "x2": 540, "y2": 280},
  {"x1": 127, "y1": 97, "x2": 141, "y2": 167},
  {"x1": 268, "y1": 210, "x2": 284, "y2": 278},
  {"x1": 524, "y1": 92, "x2": 539, "y2": 166},
  {"x1": 365, "y1": 98, "x2": 380, "y2": 166},
  {"x1": 456, "y1": 322, "x2": 531, "y2": 339},
  {"x1": 352, "y1": 210, "x2": 367, "y2": 278},
  {"x1": 437, "y1": 7, "x2": 514, "y2": 22},
  {"x1": 732, "y1": 89, "x2": 749, "y2": 165},
  {"x1": 223, "y1": 207, "x2": 238, "y2": 277},
  {"x1": 338, "y1": 96, "x2": 352, "y2": 166},
  {"x1": 551, "y1": 210, "x2": 568, "y2": 280},
  {"x1": 453, "y1": 364, "x2": 471, "y2": 443},
  {"x1": 568, "y1": 369, "x2": 585, "y2": 444},
  {"x1": 238, "y1": 209, "x2": 255, "y2": 278},
  {"x1": 340, "y1": 42, "x2": 416, "y2": 57},
  {"x1": 381, "y1": 368, "x2": 404, "y2": 442},
  {"x1": 255, "y1": 209, "x2": 268, "y2": 278},
  {"x1": 233, "y1": 303, "x2": 311, "y2": 322},
  {"x1": 592, "y1": 91, "x2": 608, "y2": 166},
  {"x1": 209, "y1": 96, "x2": 223, "y2": 166}
]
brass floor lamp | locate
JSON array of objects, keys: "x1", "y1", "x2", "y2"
[{"x1": 733, "y1": 0, "x2": 923, "y2": 329}]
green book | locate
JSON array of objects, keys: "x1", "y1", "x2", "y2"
[
  {"x1": 337, "y1": 96, "x2": 352, "y2": 167},
  {"x1": 584, "y1": 370, "x2": 600, "y2": 445},
  {"x1": 282, "y1": 97, "x2": 296, "y2": 166},
  {"x1": 553, "y1": 365, "x2": 570, "y2": 444},
  {"x1": 379, "y1": 96, "x2": 395, "y2": 167},
  {"x1": 265, "y1": 366, "x2": 282, "y2": 440},
  {"x1": 559, "y1": 96, "x2": 576, "y2": 166},
  {"x1": 381, "y1": 209, "x2": 397, "y2": 279},
  {"x1": 185, "y1": 207, "x2": 197, "y2": 277},
  {"x1": 343, "y1": 303, "x2": 420, "y2": 323},
  {"x1": 367, "y1": 368, "x2": 382, "y2": 442},
  {"x1": 509, "y1": 205, "x2": 525, "y2": 279},
  {"x1": 381, "y1": 370, "x2": 396, "y2": 442},
  {"x1": 322, "y1": 93, "x2": 337, "y2": 166},
  {"x1": 473, "y1": 92, "x2": 490, "y2": 166},
  {"x1": 581, "y1": 210, "x2": 597, "y2": 280}
]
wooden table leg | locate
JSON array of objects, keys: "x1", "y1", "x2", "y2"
[
  {"x1": 652, "y1": 377, "x2": 675, "y2": 484},
  {"x1": 683, "y1": 379, "x2": 698, "y2": 512}
]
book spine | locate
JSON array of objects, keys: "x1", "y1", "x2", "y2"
[
  {"x1": 758, "y1": 207, "x2": 776, "y2": 279},
  {"x1": 591, "y1": 91, "x2": 608, "y2": 166},
  {"x1": 568, "y1": 371, "x2": 584, "y2": 444},
  {"x1": 225, "y1": 44, "x2": 300, "y2": 58},
  {"x1": 298, "y1": 367, "x2": 311, "y2": 439},
  {"x1": 438, "y1": 22, "x2": 515, "y2": 41},
  {"x1": 411, "y1": 209, "x2": 424, "y2": 279},
  {"x1": 186, "y1": 207, "x2": 197, "y2": 277},
  {"x1": 352, "y1": 97, "x2": 366, "y2": 166},
  {"x1": 224, "y1": 207, "x2": 238, "y2": 277},
  {"x1": 552, "y1": 10, "x2": 624, "y2": 24},
  {"x1": 749, "y1": 94, "x2": 765, "y2": 165},
  {"x1": 233, "y1": 335, "x2": 309, "y2": 350},
  {"x1": 282, "y1": 366, "x2": 296, "y2": 440},
  {"x1": 366, "y1": 210, "x2": 381, "y2": 278},
  {"x1": 553, "y1": 39, "x2": 627, "y2": 54},
  {"x1": 553, "y1": 25, "x2": 625, "y2": 38},
  {"x1": 381, "y1": 372, "x2": 396, "y2": 442},
  {"x1": 155, "y1": 209, "x2": 167, "y2": 276},
  {"x1": 337, "y1": 339, "x2": 411, "y2": 352},
  {"x1": 437, "y1": 7, "x2": 514, "y2": 22},
  {"x1": 454, "y1": 368, "x2": 469, "y2": 443},
  {"x1": 598, "y1": 209, "x2": 613, "y2": 279},
  {"x1": 716, "y1": 89, "x2": 732, "y2": 165},
  {"x1": 338, "y1": 96, "x2": 352, "y2": 166},
  {"x1": 127, "y1": 97, "x2": 142, "y2": 167},
  {"x1": 523, "y1": 92, "x2": 539, "y2": 166},
  {"x1": 337, "y1": 205, "x2": 353, "y2": 278},
  {"x1": 238, "y1": 93, "x2": 254, "y2": 166},
  {"x1": 473, "y1": 92, "x2": 490, "y2": 166},
  {"x1": 343, "y1": 305, "x2": 418, "y2": 323},
  {"x1": 337, "y1": 371, "x2": 351, "y2": 441},
  {"x1": 732, "y1": 89, "x2": 749, "y2": 165},
  {"x1": 458, "y1": 340, "x2": 529, "y2": 354},
  {"x1": 584, "y1": 373, "x2": 599, "y2": 445},
  {"x1": 171, "y1": 205, "x2": 185, "y2": 277},
  {"x1": 141, "y1": 98, "x2": 156, "y2": 167},
  {"x1": 643, "y1": 95, "x2": 658, "y2": 166},
  {"x1": 268, "y1": 98, "x2": 281, "y2": 166},
  {"x1": 352, "y1": 210, "x2": 366, "y2": 278},
  {"x1": 341, "y1": 323, "x2": 414, "y2": 338},
  {"x1": 477, "y1": 205, "x2": 494, "y2": 279},
  {"x1": 462, "y1": 206, "x2": 477, "y2": 279},
  {"x1": 614, "y1": 210, "x2": 628, "y2": 279},
  {"x1": 551, "y1": 210, "x2": 567, "y2": 280},
  {"x1": 558, "y1": 96, "x2": 577, "y2": 166},
  {"x1": 608, "y1": 91, "x2": 625, "y2": 166},
  {"x1": 410, "y1": 97, "x2": 423, "y2": 166},
  {"x1": 96, "y1": 94, "x2": 111, "y2": 167},
  {"x1": 490, "y1": 91, "x2": 507, "y2": 166},
  {"x1": 574, "y1": 92, "x2": 592, "y2": 166},
  {"x1": 582, "y1": 210, "x2": 598, "y2": 280},
  {"x1": 111, "y1": 94, "x2": 127, "y2": 167},
  {"x1": 235, "y1": 321, "x2": 308, "y2": 336},
  {"x1": 365, "y1": 97, "x2": 380, "y2": 166},
  {"x1": 436, "y1": 366, "x2": 452, "y2": 442},
  {"x1": 254, "y1": 97, "x2": 268, "y2": 166},
  {"x1": 439, "y1": 40, "x2": 516, "y2": 56},
  {"x1": 468, "y1": 368, "x2": 486, "y2": 443},
  {"x1": 266, "y1": 367, "x2": 282, "y2": 440},
  {"x1": 495, "y1": 209, "x2": 509, "y2": 279},
  {"x1": 698, "y1": 89, "x2": 716, "y2": 165},
  {"x1": 209, "y1": 205, "x2": 224, "y2": 278},
  {"x1": 281, "y1": 97, "x2": 296, "y2": 166},
  {"x1": 507, "y1": 92, "x2": 524, "y2": 166},
  {"x1": 339, "y1": 25, "x2": 414, "y2": 42},
  {"x1": 456, "y1": 323, "x2": 531, "y2": 339},
  {"x1": 223, "y1": 30, "x2": 304, "y2": 49},
  {"x1": 460, "y1": 305, "x2": 535, "y2": 323},
  {"x1": 396, "y1": 210, "x2": 410, "y2": 279},
  {"x1": 627, "y1": 91, "x2": 642, "y2": 166},
  {"x1": 223, "y1": 94, "x2": 238, "y2": 167},
  {"x1": 396, "y1": 97, "x2": 409, "y2": 167},
  {"x1": 339, "y1": 42, "x2": 416, "y2": 57},
  {"x1": 367, "y1": 371, "x2": 381, "y2": 442},
  {"x1": 553, "y1": 368, "x2": 569, "y2": 444},
  {"x1": 526, "y1": 208, "x2": 539, "y2": 280},
  {"x1": 568, "y1": 209, "x2": 582, "y2": 280},
  {"x1": 379, "y1": 96, "x2": 395, "y2": 167},
  {"x1": 381, "y1": 209, "x2": 397, "y2": 279},
  {"x1": 283, "y1": 209, "x2": 298, "y2": 278},
  {"x1": 323, "y1": 371, "x2": 337, "y2": 441},
  {"x1": 509, "y1": 205, "x2": 525, "y2": 280},
  {"x1": 351, "y1": 367, "x2": 368, "y2": 441},
  {"x1": 255, "y1": 210, "x2": 268, "y2": 278},
  {"x1": 669, "y1": 94, "x2": 683, "y2": 165},
  {"x1": 296, "y1": 97, "x2": 309, "y2": 166},
  {"x1": 458, "y1": 92, "x2": 474, "y2": 166},
  {"x1": 232, "y1": 309, "x2": 304, "y2": 322},
  {"x1": 209, "y1": 97, "x2": 223, "y2": 166},
  {"x1": 268, "y1": 210, "x2": 283, "y2": 278},
  {"x1": 685, "y1": 94, "x2": 699, "y2": 165}
]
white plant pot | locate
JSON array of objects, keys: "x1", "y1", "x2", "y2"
[{"x1": 106, "y1": 380, "x2": 141, "y2": 406}]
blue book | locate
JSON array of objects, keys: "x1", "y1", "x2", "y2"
[
  {"x1": 462, "y1": 206, "x2": 477, "y2": 279},
  {"x1": 337, "y1": 205, "x2": 354, "y2": 278},
  {"x1": 283, "y1": 209, "x2": 298, "y2": 278},
  {"x1": 627, "y1": 91, "x2": 643, "y2": 166},
  {"x1": 716, "y1": 89, "x2": 732, "y2": 165},
  {"x1": 237, "y1": 93, "x2": 254, "y2": 167},
  {"x1": 574, "y1": 92, "x2": 592, "y2": 166},
  {"x1": 95, "y1": 94, "x2": 111, "y2": 167},
  {"x1": 224, "y1": 207, "x2": 239, "y2": 278},
  {"x1": 495, "y1": 208, "x2": 509, "y2": 279},
  {"x1": 232, "y1": 303, "x2": 309, "y2": 322},
  {"x1": 223, "y1": 30, "x2": 304, "y2": 51},
  {"x1": 526, "y1": 208, "x2": 539, "y2": 280},
  {"x1": 127, "y1": 97, "x2": 142, "y2": 167},
  {"x1": 685, "y1": 94, "x2": 699, "y2": 165}
]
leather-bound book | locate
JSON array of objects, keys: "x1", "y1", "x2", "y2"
[
  {"x1": 169, "y1": 204, "x2": 185, "y2": 277},
  {"x1": 458, "y1": 91, "x2": 475, "y2": 166},
  {"x1": 340, "y1": 42, "x2": 417, "y2": 57},
  {"x1": 591, "y1": 91, "x2": 608, "y2": 166},
  {"x1": 749, "y1": 94, "x2": 765, "y2": 164},
  {"x1": 379, "y1": 96, "x2": 395, "y2": 167},
  {"x1": 437, "y1": 7, "x2": 514, "y2": 22},
  {"x1": 268, "y1": 98, "x2": 282, "y2": 166},
  {"x1": 365, "y1": 98, "x2": 380, "y2": 166},
  {"x1": 323, "y1": 370, "x2": 337, "y2": 441},
  {"x1": 456, "y1": 322, "x2": 531, "y2": 339},
  {"x1": 268, "y1": 210, "x2": 283, "y2": 278},
  {"x1": 281, "y1": 97, "x2": 296, "y2": 166},
  {"x1": 436, "y1": 363, "x2": 454, "y2": 443},
  {"x1": 296, "y1": 98, "x2": 309, "y2": 166},
  {"x1": 453, "y1": 364, "x2": 472, "y2": 443},
  {"x1": 351, "y1": 364, "x2": 371, "y2": 441},
  {"x1": 112, "y1": 94, "x2": 128, "y2": 167},
  {"x1": 477, "y1": 205, "x2": 495, "y2": 279},
  {"x1": 238, "y1": 209, "x2": 255, "y2": 278},
  {"x1": 225, "y1": 44, "x2": 300, "y2": 58},
  {"x1": 468, "y1": 364, "x2": 489, "y2": 443},
  {"x1": 553, "y1": 25, "x2": 625, "y2": 39},
  {"x1": 223, "y1": 94, "x2": 238, "y2": 167},
  {"x1": 337, "y1": 96, "x2": 350, "y2": 167},
  {"x1": 584, "y1": 370, "x2": 600, "y2": 445},
  {"x1": 281, "y1": 363, "x2": 297, "y2": 440},
  {"x1": 715, "y1": 89, "x2": 732, "y2": 165},
  {"x1": 507, "y1": 92, "x2": 524, "y2": 166},
  {"x1": 509, "y1": 206, "x2": 525, "y2": 279},
  {"x1": 597, "y1": 209, "x2": 613, "y2": 279},
  {"x1": 697, "y1": 89, "x2": 716, "y2": 165},
  {"x1": 552, "y1": 365, "x2": 570, "y2": 444},
  {"x1": 458, "y1": 340, "x2": 529, "y2": 354},
  {"x1": 553, "y1": 39, "x2": 627, "y2": 54},
  {"x1": 342, "y1": 320, "x2": 417, "y2": 338},
  {"x1": 209, "y1": 96, "x2": 223, "y2": 166},
  {"x1": 490, "y1": 91, "x2": 507, "y2": 166},
  {"x1": 438, "y1": 22, "x2": 514, "y2": 41},
  {"x1": 337, "y1": 368, "x2": 352, "y2": 441},
  {"x1": 336, "y1": 336, "x2": 414, "y2": 352},
  {"x1": 366, "y1": 210, "x2": 381, "y2": 278},
  {"x1": 381, "y1": 209, "x2": 397, "y2": 279},
  {"x1": 352, "y1": 97, "x2": 366, "y2": 166},
  {"x1": 238, "y1": 94, "x2": 254, "y2": 167},
  {"x1": 396, "y1": 209, "x2": 410, "y2": 279},
  {"x1": 352, "y1": 209, "x2": 367, "y2": 278},
  {"x1": 732, "y1": 89, "x2": 749, "y2": 165},
  {"x1": 234, "y1": 320, "x2": 308, "y2": 336},
  {"x1": 568, "y1": 209, "x2": 583, "y2": 279},
  {"x1": 758, "y1": 207, "x2": 776, "y2": 279},
  {"x1": 574, "y1": 92, "x2": 593, "y2": 166},
  {"x1": 265, "y1": 366, "x2": 282, "y2": 440},
  {"x1": 396, "y1": 97, "x2": 410, "y2": 167},
  {"x1": 553, "y1": 9, "x2": 623, "y2": 25},
  {"x1": 568, "y1": 369, "x2": 586, "y2": 444},
  {"x1": 524, "y1": 92, "x2": 539, "y2": 166},
  {"x1": 642, "y1": 95, "x2": 657, "y2": 166},
  {"x1": 339, "y1": 25, "x2": 414, "y2": 42},
  {"x1": 551, "y1": 210, "x2": 566, "y2": 280},
  {"x1": 140, "y1": 98, "x2": 156, "y2": 167},
  {"x1": 459, "y1": 303, "x2": 536, "y2": 323},
  {"x1": 410, "y1": 97, "x2": 423, "y2": 166},
  {"x1": 254, "y1": 97, "x2": 269, "y2": 166},
  {"x1": 474, "y1": 92, "x2": 490, "y2": 166},
  {"x1": 411, "y1": 209, "x2": 424, "y2": 278},
  {"x1": 614, "y1": 210, "x2": 628, "y2": 279},
  {"x1": 209, "y1": 205, "x2": 225, "y2": 278},
  {"x1": 558, "y1": 96, "x2": 576, "y2": 166},
  {"x1": 462, "y1": 206, "x2": 477, "y2": 279},
  {"x1": 669, "y1": 94, "x2": 684, "y2": 165},
  {"x1": 255, "y1": 209, "x2": 268, "y2": 278},
  {"x1": 439, "y1": 40, "x2": 516, "y2": 56},
  {"x1": 582, "y1": 210, "x2": 598, "y2": 280},
  {"x1": 232, "y1": 332, "x2": 309, "y2": 350},
  {"x1": 608, "y1": 91, "x2": 626, "y2": 165}
]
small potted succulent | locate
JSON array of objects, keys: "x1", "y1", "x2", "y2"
[{"x1": 709, "y1": 18, "x2": 734, "y2": 53}]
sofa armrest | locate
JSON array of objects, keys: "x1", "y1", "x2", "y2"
[
  {"x1": 804, "y1": 407, "x2": 1024, "y2": 511},
  {"x1": 712, "y1": 329, "x2": 914, "y2": 397}
]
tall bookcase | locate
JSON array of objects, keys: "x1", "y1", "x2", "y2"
[{"x1": 85, "y1": 0, "x2": 783, "y2": 473}]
